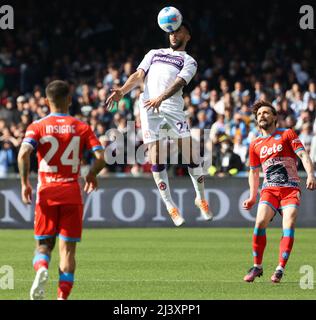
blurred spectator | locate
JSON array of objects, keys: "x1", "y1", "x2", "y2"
[
  {"x1": 285, "y1": 115, "x2": 297, "y2": 130},
  {"x1": 295, "y1": 110, "x2": 312, "y2": 132},
  {"x1": 229, "y1": 112, "x2": 248, "y2": 140},
  {"x1": 232, "y1": 82, "x2": 243, "y2": 108},
  {"x1": 310, "y1": 135, "x2": 316, "y2": 168},
  {"x1": 299, "y1": 123, "x2": 313, "y2": 154},
  {"x1": 233, "y1": 134, "x2": 248, "y2": 164},
  {"x1": 254, "y1": 81, "x2": 264, "y2": 102},
  {"x1": 0, "y1": 141, "x2": 16, "y2": 177},
  {"x1": 200, "y1": 80, "x2": 210, "y2": 101},
  {"x1": 290, "y1": 91, "x2": 305, "y2": 117},
  {"x1": 213, "y1": 92, "x2": 232, "y2": 115},
  {"x1": 303, "y1": 81, "x2": 316, "y2": 105},
  {"x1": 209, "y1": 135, "x2": 243, "y2": 177},
  {"x1": 190, "y1": 86, "x2": 203, "y2": 106},
  {"x1": 210, "y1": 114, "x2": 226, "y2": 142},
  {"x1": 196, "y1": 110, "x2": 211, "y2": 129}
]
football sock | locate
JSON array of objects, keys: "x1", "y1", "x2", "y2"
[
  {"x1": 33, "y1": 253, "x2": 50, "y2": 271},
  {"x1": 188, "y1": 164, "x2": 205, "y2": 200},
  {"x1": 279, "y1": 229, "x2": 295, "y2": 268},
  {"x1": 252, "y1": 228, "x2": 266, "y2": 266},
  {"x1": 58, "y1": 272, "x2": 74, "y2": 300},
  {"x1": 276, "y1": 265, "x2": 284, "y2": 272},
  {"x1": 151, "y1": 165, "x2": 177, "y2": 211}
]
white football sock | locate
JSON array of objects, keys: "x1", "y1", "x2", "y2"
[
  {"x1": 152, "y1": 169, "x2": 177, "y2": 211},
  {"x1": 276, "y1": 265, "x2": 284, "y2": 272},
  {"x1": 188, "y1": 166, "x2": 205, "y2": 201}
]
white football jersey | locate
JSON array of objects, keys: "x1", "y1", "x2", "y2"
[{"x1": 137, "y1": 48, "x2": 197, "y2": 111}]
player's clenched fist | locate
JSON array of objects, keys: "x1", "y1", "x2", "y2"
[{"x1": 242, "y1": 198, "x2": 256, "y2": 211}]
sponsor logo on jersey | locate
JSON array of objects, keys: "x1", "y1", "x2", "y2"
[
  {"x1": 151, "y1": 54, "x2": 184, "y2": 70},
  {"x1": 45, "y1": 177, "x2": 75, "y2": 183},
  {"x1": 260, "y1": 143, "x2": 283, "y2": 158}
]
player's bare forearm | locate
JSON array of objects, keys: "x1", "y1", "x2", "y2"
[
  {"x1": 248, "y1": 169, "x2": 260, "y2": 200},
  {"x1": 144, "y1": 77, "x2": 186, "y2": 111},
  {"x1": 106, "y1": 69, "x2": 144, "y2": 110},
  {"x1": 89, "y1": 149, "x2": 106, "y2": 176},
  {"x1": 84, "y1": 150, "x2": 105, "y2": 194},
  {"x1": 297, "y1": 150, "x2": 315, "y2": 177},
  {"x1": 18, "y1": 159, "x2": 30, "y2": 186},
  {"x1": 159, "y1": 77, "x2": 186, "y2": 101},
  {"x1": 17, "y1": 144, "x2": 32, "y2": 186},
  {"x1": 121, "y1": 69, "x2": 145, "y2": 95},
  {"x1": 243, "y1": 168, "x2": 260, "y2": 210},
  {"x1": 297, "y1": 150, "x2": 316, "y2": 190}
]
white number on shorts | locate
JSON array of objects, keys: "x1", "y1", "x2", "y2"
[
  {"x1": 39, "y1": 136, "x2": 80, "y2": 173},
  {"x1": 176, "y1": 121, "x2": 189, "y2": 133}
]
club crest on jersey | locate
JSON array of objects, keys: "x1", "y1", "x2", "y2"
[
  {"x1": 158, "y1": 182, "x2": 167, "y2": 191},
  {"x1": 274, "y1": 134, "x2": 282, "y2": 140},
  {"x1": 260, "y1": 143, "x2": 283, "y2": 158}
]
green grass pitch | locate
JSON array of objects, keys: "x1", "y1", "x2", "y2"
[{"x1": 0, "y1": 228, "x2": 315, "y2": 300}]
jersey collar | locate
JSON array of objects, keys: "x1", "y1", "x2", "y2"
[
  {"x1": 50, "y1": 112, "x2": 69, "y2": 116},
  {"x1": 168, "y1": 47, "x2": 186, "y2": 53},
  {"x1": 259, "y1": 129, "x2": 277, "y2": 138}
]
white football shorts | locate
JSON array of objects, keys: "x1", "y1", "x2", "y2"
[{"x1": 139, "y1": 103, "x2": 191, "y2": 144}]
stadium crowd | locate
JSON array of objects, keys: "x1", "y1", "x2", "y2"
[{"x1": 0, "y1": 0, "x2": 316, "y2": 177}]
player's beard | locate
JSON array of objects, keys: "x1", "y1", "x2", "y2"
[
  {"x1": 258, "y1": 118, "x2": 274, "y2": 130},
  {"x1": 170, "y1": 39, "x2": 184, "y2": 50}
]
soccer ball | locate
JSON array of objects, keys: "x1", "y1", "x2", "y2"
[{"x1": 157, "y1": 7, "x2": 183, "y2": 33}]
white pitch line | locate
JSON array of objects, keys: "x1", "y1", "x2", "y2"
[{"x1": 15, "y1": 279, "x2": 315, "y2": 284}]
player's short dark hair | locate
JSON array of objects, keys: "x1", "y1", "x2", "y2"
[
  {"x1": 45, "y1": 80, "x2": 70, "y2": 104},
  {"x1": 168, "y1": 21, "x2": 192, "y2": 36},
  {"x1": 181, "y1": 21, "x2": 192, "y2": 36},
  {"x1": 252, "y1": 100, "x2": 277, "y2": 120}
]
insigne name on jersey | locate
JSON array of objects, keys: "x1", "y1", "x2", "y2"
[{"x1": 45, "y1": 125, "x2": 76, "y2": 134}]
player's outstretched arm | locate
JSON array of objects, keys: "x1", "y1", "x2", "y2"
[
  {"x1": 17, "y1": 144, "x2": 33, "y2": 204},
  {"x1": 106, "y1": 69, "x2": 145, "y2": 110},
  {"x1": 84, "y1": 149, "x2": 106, "y2": 194},
  {"x1": 144, "y1": 77, "x2": 186, "y2": 112},
  {"x1": 243, "y1": 168, "x2": 260, "y2": 210},
  {"x1": 296, "y1": 150, "x2": 316, "y2": 190}
]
